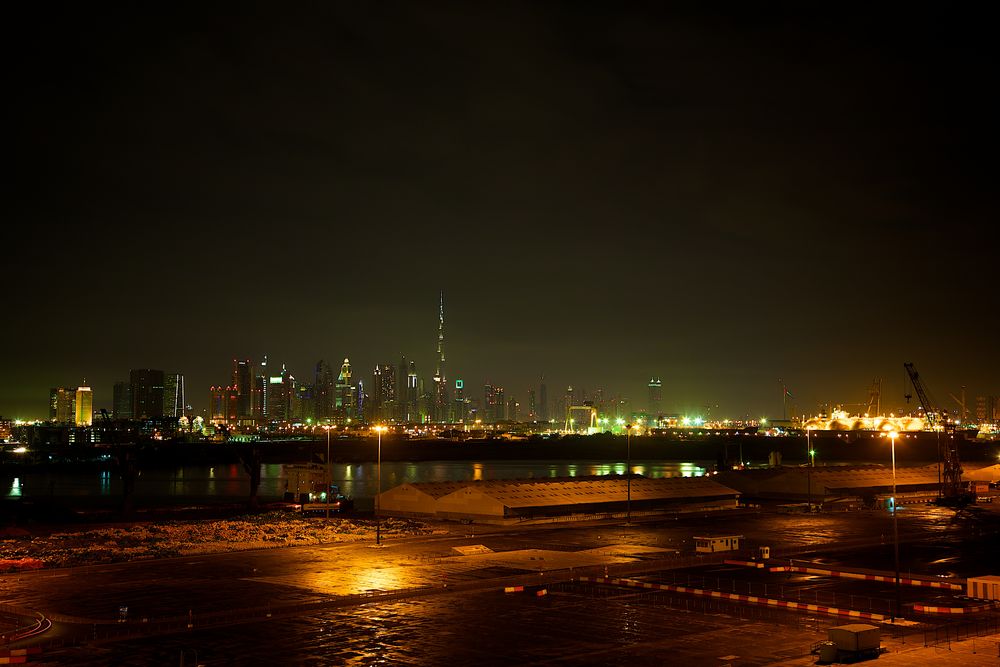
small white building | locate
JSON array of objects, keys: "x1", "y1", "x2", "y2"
[
  {"x1": 694, "y1": 535, "x2": 743, "y2": 553},
  {"x1": 967, "y1": 575, "x2": 1000, "y2": 601}
]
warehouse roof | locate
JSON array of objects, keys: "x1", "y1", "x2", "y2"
[{"x1": 401, "y1": 475, "x2": 739, "y2": 509}]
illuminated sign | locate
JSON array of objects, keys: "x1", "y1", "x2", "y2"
[
  {"x1": 455, "y1": 379, "x2": 464, "y2": 389},
  {"x1": 270, "y1": 377, "x2": 283, "y2": 384}
]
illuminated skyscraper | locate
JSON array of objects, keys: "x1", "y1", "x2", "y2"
[
  {"x1": 432, "y1": 291, "x2": 449, "y2": 421},
  {"x1": 233, "y1": 359, "x2": 253, "y2": 418},
  {"x1": 648, "y1": 377, "x2": 663, "y2": 415},
  {"x1": 209, "y1": 385, "x2": 238, "y2": 424},
  {"x1": 527, "y1": 388, "x2": 537, "y2": 420},
  {"x1": 372, "y1": 363, "x2": 397, "y2": 421},
  {"x1": 336, "y1": 358, "x2": 354, "y2": 422},
  {"x1": 49, "y1": 387, "x2": 75, "y2": 423},
  {"x1": 484, "y1": 384, "x2": 505, "y2": 423},
  {"x1": 75, "y1": 385, "x2": 93, "y2": 426},
  {"x1": 506, "y1": 397, "x2": 518, "y2": 422},
  {"x1": 267, "y1": 364, "x2": 293, "y2": 423},
  {"x1": 163, "y1": 372, "x2": 185, "y2": 418},
  {"x1": 130, "y1": 369, "x2": 165, "y2": 419},
  {"x1": 406, "y1": 361, "x2": 418, "y2": 422},
  {"x1": 253, "y1": 356, "x2": 268, "y2": 418},
  {"x1": 453, "y1": 379, "x2": 466, "y2": 422}
]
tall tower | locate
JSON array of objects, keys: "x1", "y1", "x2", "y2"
[
  {"x1": 406, "y1": 360, "x2": 418, "y2": 422},
  {"x1": 432, "y1": 291, "x2": 449, "y2": 422},
  {"x1": 49, "y1": 387, "x2": 76, "y2": 423},
  {"x1": 648, "y1": 377, "x2": 663, "y2": 419},
  {"x1": 164, "y1": 372, "x2": 185, "y2": 418},
  {"x1": 233, "y1": 359, "x2": 253, "y2": 418},
  {"x1": 437, "y1": 291, "x2": 445, "y2": 375},
  {"x1": 336, "y1": 358, "x2": 354, "y2": 422},
  {"x1": 75, "y1": 384, "x2": 93, "y2": 426}
]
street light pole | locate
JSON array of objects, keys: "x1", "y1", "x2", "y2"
[
  {"x1": 626, "y1": 423, "x2": 632, "y2": 524},
  {"x1": 889, "y1": 430, "x2": 900, "y2": 620},
  {"x1": 325, "y1": 426, "x2": 331, "y2": 520},
  {"x1": 375, "y1": 426, "x2": 384, "y2": 546}
]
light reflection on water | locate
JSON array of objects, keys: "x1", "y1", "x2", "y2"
[{"x1": 5, "y1": 460, "x2": 708, "y2": 506}]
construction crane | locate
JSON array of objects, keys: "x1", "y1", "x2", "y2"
[
  {"x1": 864, "y1": 377, "x2": 881, "y2": 416},
  {"x1": 903, "y1": 363, "x2": 949, "y2": 428},
  {"x1": 903, "y1": 362, "x2": 970, "y2": 505}
]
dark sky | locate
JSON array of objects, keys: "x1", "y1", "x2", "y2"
[{"x1": 5, "y1": 3, "x2": 998, "y2": 420}]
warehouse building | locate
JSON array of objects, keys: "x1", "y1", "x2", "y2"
[
  {"x1": 378, "y1": 474, "x2": 741, "y2": 522},
  {"x1": 717, "y1": 463, "x2": 999, "y2": 507}
]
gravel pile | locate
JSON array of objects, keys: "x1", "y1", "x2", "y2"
[{"x1": 0, "y1": 513, "x2": 432, "y2": 569}]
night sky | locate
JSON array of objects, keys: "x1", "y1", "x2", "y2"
[{"x1": 6, "y1": 3, "x2": 998, "y2": 420}]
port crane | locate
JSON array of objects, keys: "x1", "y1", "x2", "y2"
[{"x1": 902, "y1": 362, "x2": 969, "y2": 504}]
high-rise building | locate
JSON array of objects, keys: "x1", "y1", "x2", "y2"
[
  {"x1": 267, "y1": 364, "x2": 293, "y2": 423},
  {"x1": 406, "y1": 361, "x2": 418, "y2": 422},
  {"x1": 49, "y1": 387, "x2": 76, "y2": 423},
  {"x1": 453, "y1": 379, "x2": 467, "y2": 422},
  {"x1": 233, "y1": 359, "x2": 253, "y2": 418},
  {"x1": 293, "y1": 383, "x2": 314, "y2": 422},
  {"x1": 75, "y1": 385, "x2": 93, "y2": 426},
  {"x1": 314, "y1": 359, "x2": 335, "y2": 422},
  {"x1": 252, "y1": 356, "x2": 269, "y2": 419},
  {"x1": 484, "y1": 384, "x2": 505, "y2": 423},
  {"x1": 648, "y1": 377, "x2": 663, "y2": 416},
  {"x1": 527, "y1": 388, "x2": 537, "y2": 420},
  {"x1": 130, "y1": 369, "x2": 165, "y2": 420},
  {"x1": 356, "y1": 380, "x2": 366, "y2": 422},
  {"x1": 112, "y1": 381, "x2": 132, "y2": 419},
  {"x1": 336, "y1": 358, "x2": 354, "y2": 422},
  {"x1": 506, "y1": 397, "x2": 519, "y2": 422},
  {"x1": 163, "y1": 372, "x2": 185, "y2": 418},
  {"x1": 371, "y1": 363, "x2": 397, "y2": 421},
  {"x1": 209, "y1": 385, "x2": 239, "y2": 424},
  {"x1": 432, "y1": 291, "x2": 449, "y2": 422}
]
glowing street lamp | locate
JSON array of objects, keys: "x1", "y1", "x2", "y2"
[
  {"x1": 805, "y1": 426, "x2": 814, "y2": 512},
  {"x1": 887, "y1": 428, "x2": 901, "y2": 620},
  {"x1": 625, "y1": 423, "x2": 640, "y2": 525},
  {"x1": 324, "y1": 425, "x2": 333, "y2": 520},
  {"x1": 373, "y1": 425, "x2": 387, "y2": 546}
]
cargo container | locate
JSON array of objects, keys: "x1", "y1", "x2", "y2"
[{"x1": 825, "y1": 623, "x2": 881, "y2": 661}]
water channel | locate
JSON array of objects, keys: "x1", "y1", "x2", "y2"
[{"x1": 4, "y1": 459, "x2": 710, "y2": 509}]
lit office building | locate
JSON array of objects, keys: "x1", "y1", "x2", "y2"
[
  {"x1": 164, "y1": 372, "x2": 185, "y2": 418},
  {"x1": 49, "y1": 387, "x2": 76, "y2": 423},
  {"x1": 75, "y1": 385, "x2": 93, "y2": 426}
]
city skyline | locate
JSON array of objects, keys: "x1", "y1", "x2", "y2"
[
  {"x1": 6, "y1": 4, "x2": 997, "y2": 421},
  {"x1": 11, "y1": 316, "x2": 998, "y2": 424}
]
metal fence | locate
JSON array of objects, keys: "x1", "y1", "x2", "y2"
[
  {"x1": 653, "y1": 569, "x2": 896, "y2": 616},
  {"x1": 914, "y1": 615, "x2": 1000, "y2": 652},
  {"x1": 552, "y1": 581, "x2": 838, "y2": 631}
]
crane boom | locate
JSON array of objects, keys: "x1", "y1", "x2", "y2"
[
  {"x1": 903, "y1": 362, "x2": 968, "y2": 504},
  {"x1": 903, "y1": 362, "x2": 947, "y2": 427}
]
